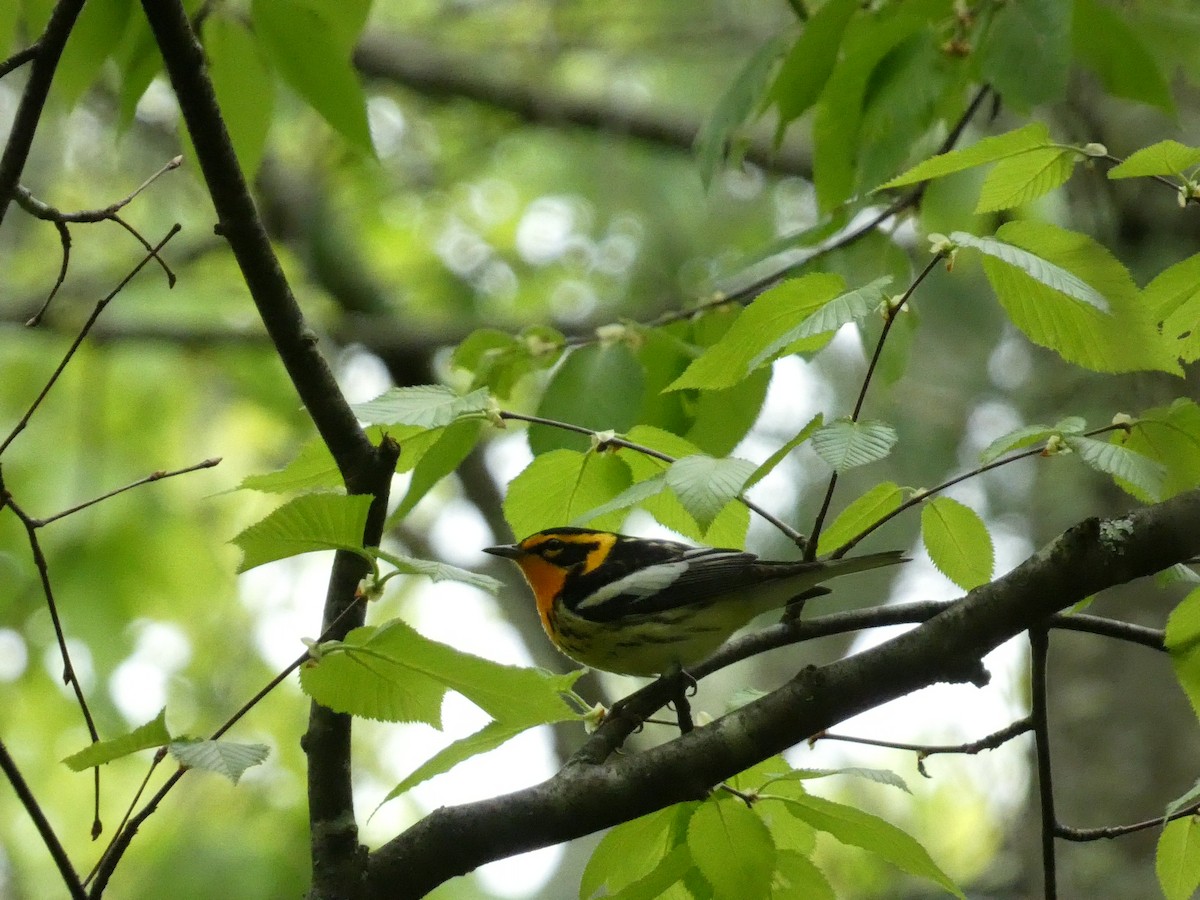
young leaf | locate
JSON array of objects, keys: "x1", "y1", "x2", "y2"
[
  {"x1": 684, "y1": 366, "x2": 771, "y2": 456},
  {"x1": 581, "y1": 805, "x2": 696, "y2": 900},
  {"x1": 768, "y1": 792, "x2": 964, "y2": 897},
  {"x1": 746, "y1": 414, "x2": 824, "y2": 490},
  {"x1": 238, "y1": 436, "x2": 343, "y2": 493},
  {"x1": 979, "y1": 423, "x2": 1059, "y2": 465},
  {"x1": 975, "y1": 147, "x2": 1078, "y2": 213},
  {"x1": 774, "y1": 276, "x2": 893, "y2": 346},
  {"x1": 1157, "y1": 815, "x2": 1200, "y2": 900},
  {"x1": 768, "y1": 0, "x2": 859, "y2": 129},
  {"x1": 503, "y1": 450, "x2": 632, "y2": 539},
  {"x1": 921, "y1": 497, "x2": 994, "y2": 590},
  {"x1": 389, "y1": 420, "x2": 483, "y2": 524},
  {"x1": 63, "y1": 709, "x2": 170, "y2": 771},
  {"x1": 817, "y1": 481, "x2": 904, "y2": 555},
  {"x1": 205, "y1": 13, "x2": 274, "y2": 177},
  {"x1": 686, "y1": 798, "x2": 776, "y2": 900},
  {"x1": 570, "y1": 474, "x2": 668, "y2": 527},
  {"x1": 666, "y1": 455, "x2": 756, "y2": 532},
  {"x1": 529, "y1": 344, "x2": 645, "y2": 454},
  {"x1": 1073, "y1": 0, "x2": 1174, "y2": 114},
  {"x1": 351, "y1": 385, "x2": 490, "y2": 429},
  {"x1": 774, "y1": 851, "x2": 835, "y2": 899},
  {"x1": 1063, "y1": 434, "x2": 1165, "y2": 502},
  {"x1": 880, "y1": 122, "x2": 1052, "y2": 189},
  {"x1": 1108, "y1": 141, "x2": 1200, "y2": 180},
  {"x1": 168, "y1": 740, "x2": 269, "y2": 785},
  {"x1": 1165, "y1": 588, "x2": 1200, "y2": 721},
  {"x1": 667, "y1": 274, "x2": 844, "y2": 391},
  {"x1": 782, "y1": 766, "x2": 911, "y2": 794},
  {"x1": 231, "y1": 493, "x2": 373, "y2": 573},
  {"x1": 811, "y1": 419, "x2": 898, "y2": 471},
  {"x1": 372, "y1": 549, "x2": 501, "y2": 595},
  {"x1": 979, "y1": 0, "x2": 1071, "y2": 108},
  {"x1": 1114, "y1": 400, "x2": 1200, "y2": 501}
]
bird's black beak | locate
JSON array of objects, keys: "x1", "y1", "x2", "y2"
[{"x1": 483, "y1": 543, "x2": 522, "y2": 559}]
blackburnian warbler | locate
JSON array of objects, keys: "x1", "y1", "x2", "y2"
[{"x1": 485, "y1": 527, "x2": 905, "y2": 676}]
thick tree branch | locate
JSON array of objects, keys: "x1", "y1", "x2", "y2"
[{"x1": 366, "y1": 490, "x2": 1200, "y2": 897}]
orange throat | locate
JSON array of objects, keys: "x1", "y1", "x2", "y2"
[{"x1": 514, "y1": 556, "x2": 568, "y2": 629}]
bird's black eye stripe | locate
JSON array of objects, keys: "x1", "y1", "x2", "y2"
[{"x1": 541, "y1": 538, "x2": 565, "y2": 556}]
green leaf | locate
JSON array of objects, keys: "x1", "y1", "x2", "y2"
[
  {"x1": 811, "y1": 419, "x2": 898, "y2": 471},
  {"x1": 1109, "y1": 141, "x2": 1200, "y2": 180},
  {"x1": 1167, "y1": 781, "x2": 1200, "y2": 820},
  {"x1": 975, "y1": 147, "x2": 1078, "y2": 213},
  {"x1": 1064, "y1": 434, "x2": 1165, "y2": 502},
  {"x1": 504, "y1": 450, "x2": 632, "y2": 539},
  {"x1": 372, "y1": 549, "x2": 501, "y2": 595},
  {"x1": 979, "y1": 0, "x2": 1071, "y2": 108},
  {"x1": 1073, "y1": 0, "x2": 1174, "y2": 115},
  {"x1": 668, "y1": 274, "x2": 844, "y2": 391},
  {"x1": 451, "y1": 327, "x2": 564, "y2": 400},
  {"x1": 239, "y1": 436, "x2": 342, "y2": 493},
  {"x1": 351, "y1": 385, "x2": 490, "y2": 429},
  {"x1": 782, "y1": 766, "x2": 911, "y2": 794},
  {"x1": 696, "y1": 33, "x2": 790, "y2": 187},
  {"x1": 1157, "y1": 815, "x2": 1200, "y2": 900},
  {"x1": 1144, "y1": 252, "x2": 1200, "y2": 364},
  {"x1": 817, "y1": 481, "x2": 905, "y2": 555},
  {"x1": 686, "y1": 798, "x2": 776, "y2": 900},
  {"x1": 530, "y1": 344, "x2": 645, "y2": 454},
  {"x1": 774, "y1": 851, "x2": 835, "y2": 899},
  {"x1": 761, "y1": 276, "x2": 893, "y2": 352},
  {"x1": 769, "y1": 792, "x2": 963, "y2": 897},
  {"x1": 570, "y1": 474, "x2": 667, "y2": 527},
  {"x1": 205, "y1": 13, "x2": 274, "y2": 177},
  {"x1": 301, "y1": 620, "x2": 581, "y2": 724},
  {"x1": 921, "y1": 497, "x2": 994, "y2": 590},
  {"x1": 168, "y1": 739, "x2": 269, "y2": 785},
  {"x1": 979, "y1": 423, "x2": 1059, "y2": 464},
  {"x1": 389, "y1": 421, "x2": 483, "y2": 523},
  {"x1": 1165, "y1": 588, "x2": 1200, "y2": 721},
  {"x1": 666, "y1": 455, "x2": 756, "y2": 532},
  {"x1": 685, "y1": 366, "x2": 771, "y2": 457},
  {"x1": 54, "y1": 0, "x2": 132, "y2": 107},
  {"x1": 63, "y1": 709, "x2": 170, "y2": 770},
  {"x1": 955, "y1": 222, "x2": 1180, "y2": 374},
  {"x1": 581, "y1": 805, "x2": 696, "y2": 900},
  {"x1": 768, "y1": 0, "x2": 860, "y2": 129},
  {"x1": 1114, "y1": 400, "x2": 1200, "y2": 501},
  {"x1": 231, "y1": 493, "x2": 373, "y2": 573},
  {"x1": 880, "y1": 123, "x2": 1052, "y2": 189},
  {"x1": 251, "y1": 0, "x2": 373, "y2": 153},
  {"x1": 746, "y1": 414, "x2": 823, "y2": 490}
]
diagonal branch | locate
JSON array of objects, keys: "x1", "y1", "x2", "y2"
[{"x1": 366, "y1": 489, "x2": 1200, "y2": 897}]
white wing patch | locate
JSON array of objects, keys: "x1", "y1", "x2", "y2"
[{"x1": 576, "y1": 561, "x2": 688, "y2": 609}]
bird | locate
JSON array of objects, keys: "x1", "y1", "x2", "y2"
[{"x1": 484, "y1": 527, "x2": 906, "y2": 677}]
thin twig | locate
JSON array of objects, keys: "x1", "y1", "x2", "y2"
[
  {"x1": 498, "y1": 409, "x2": 806, "y2": 545},
  {"x1": 26, "y1": 219, "x2": 72, "y2": 326},
  {"x1": 0, "y1": 42, "x2": 41, "y2": 79},
  {"x1": 1057, "y1": 800, "x2": 1200, "y2": 842},
  {"x1": 1029, "y1": 627, "x2": 1057, "y2": 900},
  {"x1": 13, "y1": 157, "x2": 183, "y2": 223},
  {"x1": 0, "y1": 738, "x2": 87, "y2": 899},
  {"x1": 35, "y1": 458, "x2": 221, "y2": 526},
  {"x1": 0, "y1": 225, "x2": 181, "y2": 457},
  {"x1": 815, "y1": 718, "x2": 1033, "y2": 778}
]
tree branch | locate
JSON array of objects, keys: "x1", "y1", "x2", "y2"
[{"x1": 365, "y1": 489, "x2": 1200, "y2": 897}]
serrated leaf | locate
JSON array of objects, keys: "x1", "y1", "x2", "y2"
[
  {"x1": 1064, "y1": 435, "x2": 1165, "y2": 501},
  {"x1": 1157, "y1": 815, "x2": 1200, "y2": 900},
  {"x1": 956, "y1": 222, "x2": 1180, "y2": 374},
  {"x1": 979, "y1": 424, "x2": 1058, "y2": 464},
  {"x1": 811, "y1": 419, "x2": 898, "y2": 471},
  {"x1": 169, "y1": 740, "x2": 269, "y2": 785},
  {"x1": 529, "y1": 344, "x2": 644, "y2": 454},
  {"x1": 504, "y1": 450, "x2": 632, "y2": 539},
  {"x1": 238, "y1": 437, "x2": 342, "y2": 493},
  {"x1": 570, "y1": 474, "x2": 668, "y2": 527},
  {"x1": 301, "y1": 620, "x2": 582, "y2": 725},
  {"x1": 746, "y1": 414, "x2": 823, "y2": 490},
  {"x1": 979, "y1": 0, "x2": 1070, "y2": 108},
  {"x1": 1165, "y1": 588, "x2": 1200, "y2": 721},
  {"x1": 351, "y1": 385, "x2": 490, "y2": 429},
  {"x1": 773, "y1": 276, "x2": 893, "y2": 348},
  {"x1": 232, "y1": 493, "x2": 373, "y2": 573},
  {"x1": 696, "y1": 33, "x2": 790, "y2": 187},
  {"x1": 389, "y1": 420, "x2": 483, "y2": 524},
  {"x1": 921, "y1": 497, "x2": 993, "y2": 590},
  {"x1": 687, "y1": 798, "x2": 776, "y2": 900},
  {"x1": 685, "y1": 366, "x2": 771, "y2": 456},
  {"x1": 975, "y1": 147, "x2": 1078, "y2": 213},
  {"x1": 769, "y1": 793, "x2": 963, "y2": 897},
  {"x1": 951, "y1": 230, "x2": 1111, "y2": 314},
  {"x1": 372, "y1": 549, "x2": 500, "y2": 595},
  {"x1": 817, "y1": 482, "x2": 904, "y2": 555},
  {"x1": 774, "y1": 851, "x2": 835, "y2": 899},
  {"x1": 251, "y1": 0, "x2": 373, "y2": 153},
  {"x1": 1145, "y1": 253, "x2": 1200, "y2": 364},
  {"x1": 1110, "y1": 141, "x2": 1200, "y2": 179},
  {"x1": 1114, "y1": 400, "x2": 1200, "y2": 501},
  {"x1": 880, "y1": 123, "x2": 1052, "y2": 190},
  {"x1": 581, "y1": 805, "x2": 696, "y2": 900},
  {"x1": 666, "y1": 455, "x2": 756, "y2": 531},
  {"x1": 667, "y1": 274, "x2": 844, "y2": 391},
  {"x1": 63, "y1": 709, "x2": 170, "y2": 771},
  {"x1": 1166, "y1": 780, "x2": 1200, "y2": 820},
  {"x1": 768, "y1": 766, "x2": 910, "y2": 794}
]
